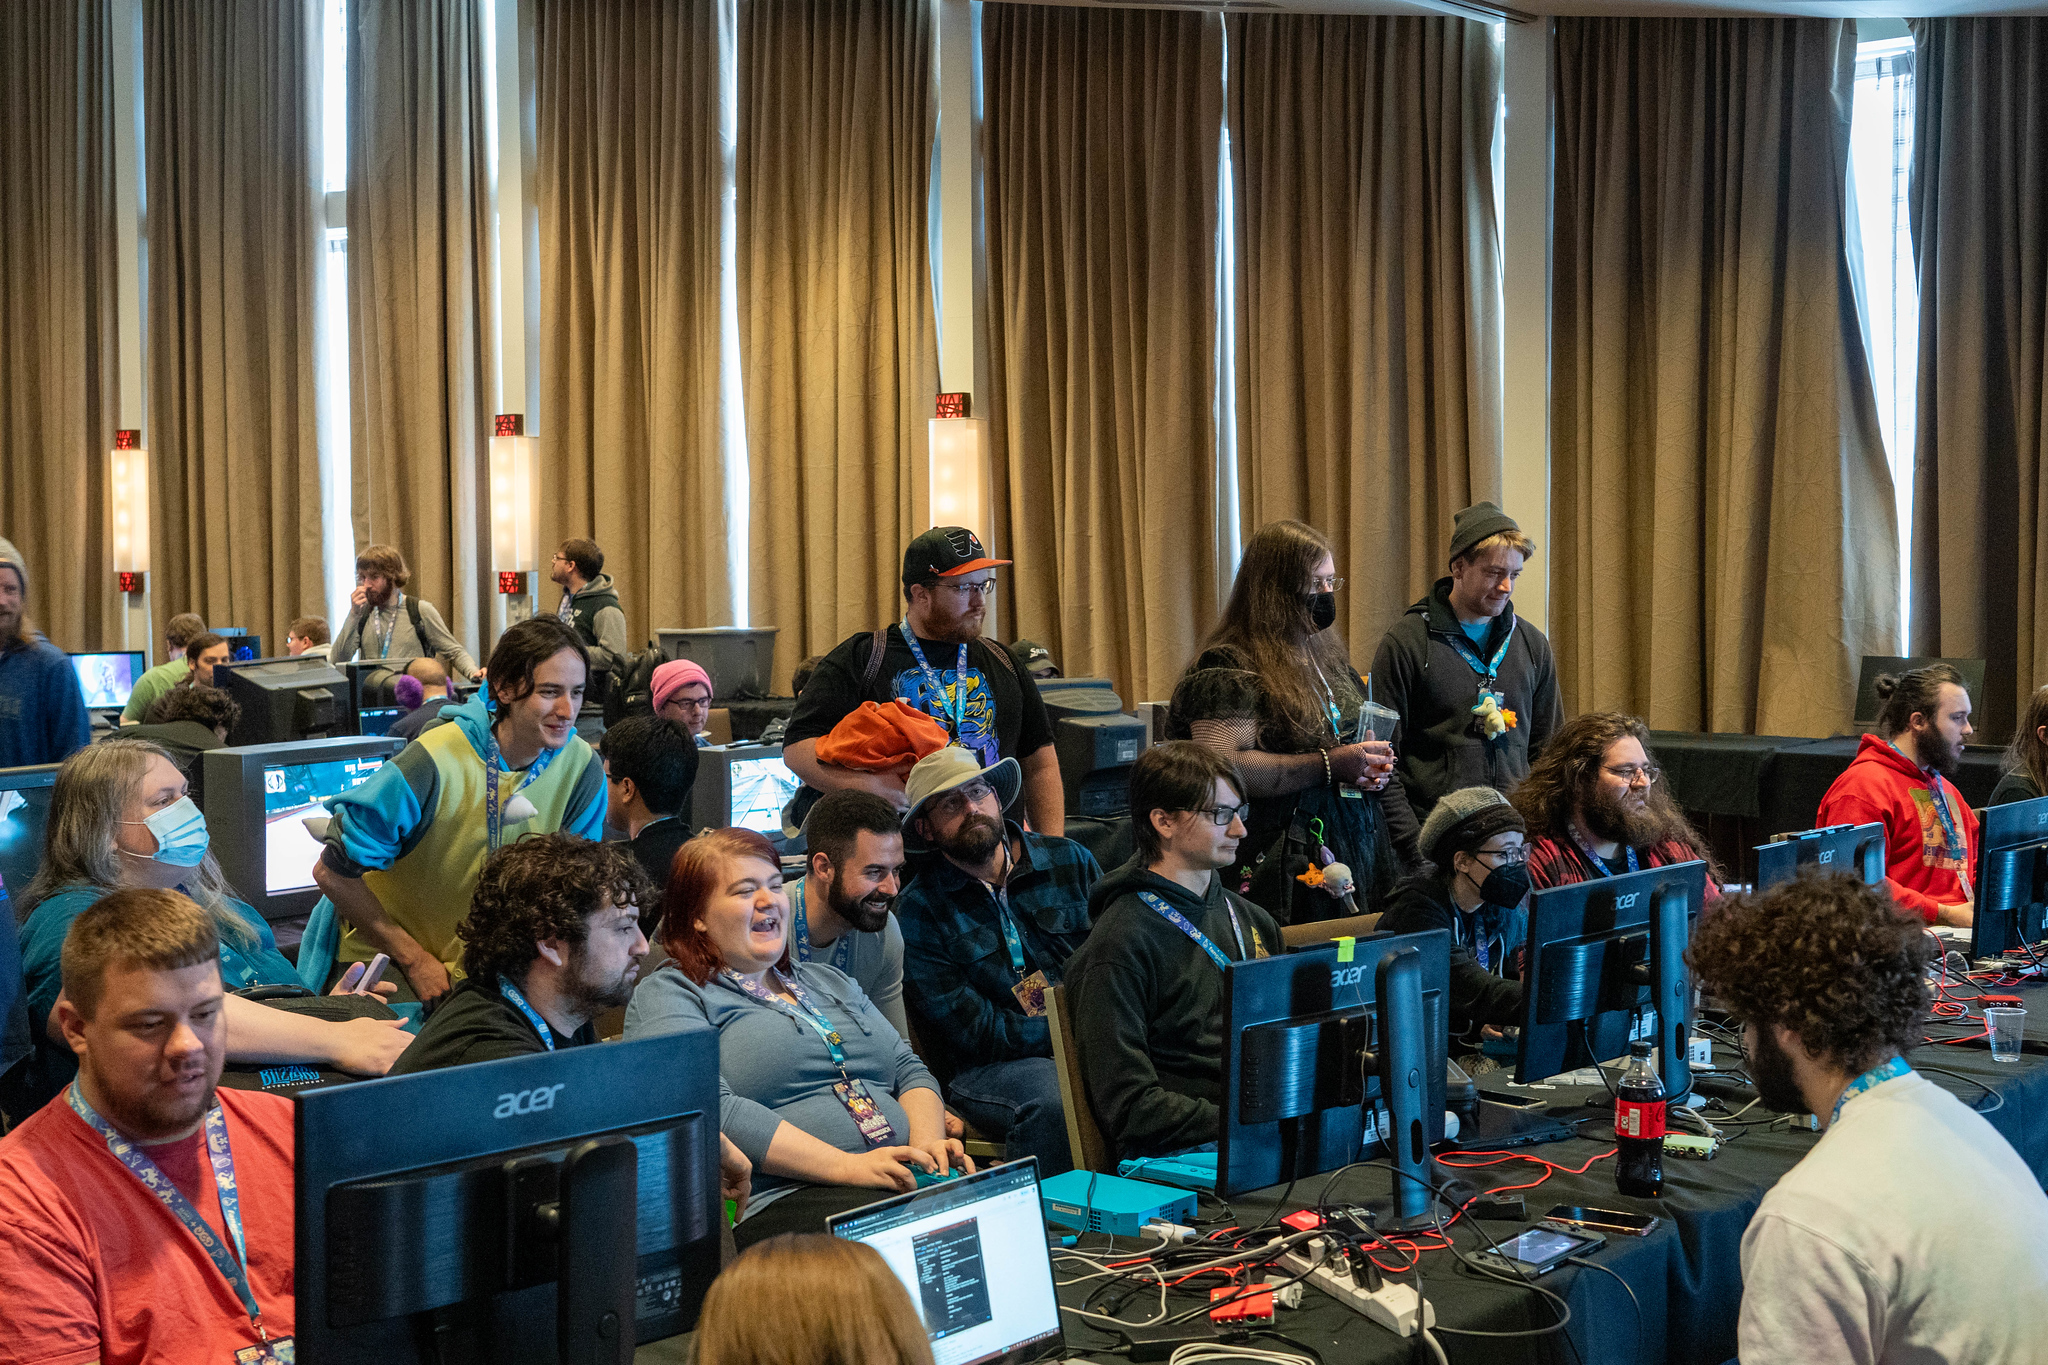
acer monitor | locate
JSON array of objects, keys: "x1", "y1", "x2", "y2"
[
  {"x1": 295, "y1": 1029, "x2": 723, "y2": 1363},
  {"x1": 1969, "y1": 795, "x2": 2048, "y2": 961},
  {"x1": 1514, "y1": 860, "x2": 1708, "y2": 1103},
  {"x1": 1754, "y1": 822, "x2": 1886, "y2": 891}
]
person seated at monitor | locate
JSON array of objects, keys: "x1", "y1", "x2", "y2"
[
  {"x1": 0, "y1": 888, "x2": 301, "y2": 1365},
  {"x1": 313, "y1": 617, "x2": 608, "y2": 1010},
  {"x1": 1514, "y1": 713, "x2": 1722, "y2": 898},
  {"x1": 894, "y1": 748, "x2": 1098, "y2": 1176},
  {"x1": 1168, "y1": 520, "x2": 1410, "y2": 923},
  {"x1": 14, "y1": 739, "x2": 410, "y2": 1110},
  {"x1": 177, "y1": 631, "x2": 233, "y2": 691},
  {"x1": 0, "y1": 538, "x2": 90, "y2": 769},
  {"x1": 1688, "y1": 873, "x2": 2048, "y2": 1363},
  {"x1": 1815, "y1": 665, "x2": 1977, "y2": 927},
  {"x1": 1062, "y1": 742, "x2": 1280, "y2": 1160},
  {"x1": 383, "y1": 656, "x2": 455, "y2": 742},
  {"x1": 1377, "y1": 787, "x2": 1529, "y2": 1050},
  {"x1": 285, "y1": 614, "x2": 331, "y2": 662},
  {"x1": 1991, "y1": 683, "x2": 2048, "y2": 806},
  {"x1": 132, "y1": 683, "x2": 242, "y2": 802},
  {"x1": 652, "y1": 659, "x2": 715, "y2": 742},
  {"x1": 330, "y1": 542, "x2": 483, "y2": 680},
  {"x1": 695, "y1": 1234, "x2": 936, "y2": 1365},
  {"x1": 120, "y1": 611, "x2": 208, "y2": 725},
  {"x1": 784, "y1": 790, "x2": 910, "y2": 1038},
  {"x1": 597, "y1": 714, "x2": 701, "y2": 913},
  {"x1": 625, "y1": 828, "x2": 968, "y2": 1249}
]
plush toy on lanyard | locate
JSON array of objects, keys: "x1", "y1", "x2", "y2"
[
  {"x1": 1472, "y1": 692, "x2": 1519, "y2": 740},
  {"x1": 1295, "y1": 818, "x2": 1363, "y2": 915}
]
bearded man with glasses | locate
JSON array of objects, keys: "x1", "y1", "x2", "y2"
[{"x1": 1511, "y1": 713, "x2": 1723, "y2": 898}]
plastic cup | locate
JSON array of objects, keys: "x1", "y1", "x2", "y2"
[
  {"x1": 1987, "y1": 1007, "x2": 2027, "y2": 1063},
  {"x1": 1358, "y1": 701, "x2": 1401, "y2": 744}
]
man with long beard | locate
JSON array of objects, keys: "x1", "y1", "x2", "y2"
[
  {"x1": 784, "y1": 791, "x2": 912, "y2": 1039},
  {"x1": 895, "y1": 747, "x2": 1099, "y2": 1175},
  {"x1": 1512, "y1": 712, "x2": 1723, "y2": 898}
]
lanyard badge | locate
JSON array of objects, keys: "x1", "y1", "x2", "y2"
[
  {"x1": 790, "y1": 881, "x2": 856, "y2": 975},
  {"x1": 1831, "y1": 1056, "x2": 1911, "y2": 1126},
  {"x1": 1136, "y1": 890, "x2": 1261, "y2": 969},
  {"x1": 1567, "y1": 825, "x2": 1639, "y2": 879},
  {"x1": 724, "y1": 968, "x2": 898, "y2": 1145},
  {"x1": 900, "y1": 624, "x2": 970, "y2": 739},
  {"x1": 499, "y1": 977, "x2": 556, "y2": 1050},
  {"x1": 483, "y1": 722, "x2": 557, "y2": 851}
]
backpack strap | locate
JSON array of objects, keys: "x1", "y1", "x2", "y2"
[
  {"x1": 406, "y1": 593, "x2": 424, "y2": 638},
  {"x1": 860, "y1": 626, "x2": 891, "y2": 690}
]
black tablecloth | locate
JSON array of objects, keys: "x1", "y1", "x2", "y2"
[{"x1": 1650, "y1": 731, "x2": 2007, "y2": 835}]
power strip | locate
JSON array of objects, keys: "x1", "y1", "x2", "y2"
[{"x1": 1279, "y1": 1238, "x2": 1436, "y2": 1338}]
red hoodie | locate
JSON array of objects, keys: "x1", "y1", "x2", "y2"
[{"x1": 1815, "y1": 734, "x2": 1979, "y2": 923}]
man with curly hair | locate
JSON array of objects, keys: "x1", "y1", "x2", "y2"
[
  {"x1": 1690, "y1": 874, "x2": 2048, "y2": 1363},
  {"x1": 391, "y1": 833, "x2": 652, "y2": 1074},
  {"x1": 1513, "y1": 712, "x2": 1720, "y2": 898}
]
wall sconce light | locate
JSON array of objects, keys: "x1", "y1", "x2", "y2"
[
  {"x1": 929, "y1": 397, "x2": 989, "y2": 540},
  {"x1": 491, "y1": 414, "x2": 538, "y2": 593},
  {"x1": 110, "y1": 429, "x2": 149, "y2": 590}
]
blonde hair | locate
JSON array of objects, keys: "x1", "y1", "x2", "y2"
[
  {"x1": 695, "y1": 1235, "x2": 935, "y2": 1365},
  {"x1": 1457, "y1": 529, "x2": 1536, "y2": 563}
]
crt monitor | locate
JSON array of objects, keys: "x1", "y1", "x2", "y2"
[
  {"x1": 340, "y1": 659, "x2": 408, "y2": 735},
  {"x1": 67, "y1": 651, "x2": 146, "y2": 710},
  {"x1": 0, "y1": 765, "x2": 60, "y2": 910},
  {"x1": 1754, "y1": 822, "x2": 1886, "y2": 891},
  {"x1": 216, "y1": 655, "x2": 350, "y2": 744},
  {"x1": 690, "y1": 742, "x2": 800, "y2": 843},
  {"x1": 1216, "y1": 929, "x2": 1451, "y2": 1205},
  {"x1": 1516, "y1": 860, "x2": 1708, "y2": 1103},
  {"x1": 1969, "y1": 795, "x2": 2048, "y2": 961},
  {"x1": 202, "y1": 736, "x2": 404, "y2": 920},
  {"x1": 1052, "y1": 712, "x2": 1146, "y2": 819},
  {"x1": 210, "y1": 627, "x2": 264, "y2": 662},
  {"x1": 295, "y1": 1030, "x2": 724, "y2": 1364}
]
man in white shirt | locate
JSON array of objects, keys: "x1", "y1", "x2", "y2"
[{"x1": 1689, "y1": 873, "x2": 2048, "y2": 1365}]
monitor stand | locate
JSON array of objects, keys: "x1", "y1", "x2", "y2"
[{"x1": 1443, "y1": 1096, "x2": 1575, "y2": 1150}]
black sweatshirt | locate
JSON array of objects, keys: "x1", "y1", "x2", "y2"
[
  {"x1": 1062, "y1": 858, "x2": 1282, "y2": 1159},
  {"x1": 1375, "y1": 876, "x2": 1526, "y2": 1046}
]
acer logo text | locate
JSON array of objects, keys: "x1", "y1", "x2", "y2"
[
  {"x1": 1331, "y1": 965, "x2": 1368, "y2": 988},
  {"x1": 1614, "y1": 892, "x2": 1640, "y2": 909},
  {"x1": 495, "y1": 1084, "x2": 566, "y2": 1119}
]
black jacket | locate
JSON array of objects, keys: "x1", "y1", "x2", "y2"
[
  {"x1": 1376, "y1": 876, "x2": 1525, "y2": 1046},
  {"x1": 1369, "y1": 580, "x2": 1563, "y2": 853},
  {"x1": 1062, "y1": 857, "x2": 1281, "y2": 1159},
  {"x1": 389, "y1": 976, "x2": 597, "y2": 1075}
]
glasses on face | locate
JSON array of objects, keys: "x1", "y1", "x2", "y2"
[
  {"x1": 1473, "y1": 845, "x2": 1528, "y2": 866},
  {"x1": 934, "y1": 579, "x2": 998, "y2": 601},
  {"x1": 1181, "y1": 803, "x2": 1251, "y2": 829},
  {"x1": 933, "y1": 780, "x2": 996, "y2": 818},
  {"x1": 1602, "y1": 763, "x2": 1661, "y2": 787},
  {"x1": 1309, "y1": 576, "x2": 1345, "y2": 594}
]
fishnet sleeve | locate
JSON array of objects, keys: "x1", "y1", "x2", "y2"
[{"x1": 1169, "y1": 665, "x2": 1266, "y2": 756}]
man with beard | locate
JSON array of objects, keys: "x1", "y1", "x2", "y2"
[
  {"x1": 895, "y1": 748, "x2": 1099, "y2": 1175},
  {"x1": 392, "y1": 833, "x2": 654, "y2": 1072},
  {"x1": 330, "y1": 543, "x2": 482, "y2": 680},
  {"x1": 0, "y1": 537, "x2": 91, "y2": 768},
  {"x1": 1816, "y1": 665, "x2": 1977, "y2": 926},
  {"x1": 1689, "y1": 874, "x2": 2048, "y2": 1363},
  {"x1": 785, "y1": 790, "x2": 912, "y2": 1040},
  {"x1": 1513, "y1": 712, "x2": 1722, "y2": 899},
  {"x1": 782, "y1": 527, "x2": 1063, "y2": 832},
  {"x1": 0, "y1": 888, "x2": 300, "y2": 1363}
]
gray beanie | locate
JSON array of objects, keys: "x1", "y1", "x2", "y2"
[
  {"x1": 1419, "y1": 786, "x2": 1526, "y2": 866},
  {"x1": 0, "y1": 538, "x2": 24, "y2": 594},
  {"x1": 1447, "y1": 502, "x2": 1526, "y2": 565}
]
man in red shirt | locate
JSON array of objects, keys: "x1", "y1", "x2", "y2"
[
  {"x1": 1816, "y1": 664, "x2": 1978, "y2": 927},
  {"x1": 0, "y1": 887, "x2": 297, "y2": 1365}
]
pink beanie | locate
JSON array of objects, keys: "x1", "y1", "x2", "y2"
[{"x1": 651, "y1": 659, "x2": 714, "y2": 713}]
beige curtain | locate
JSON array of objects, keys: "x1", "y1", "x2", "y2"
[
  {"x1": 1907, "y1": 18, "x2": 2048, "y2": 742},
  {"x1": 738, "y1": 0, "x2": 938, "y2": 691},
  {"x1": 347, "y1": 0, "x2": 494, "y2": 661},
  {"x1": 982, "y1": 5, "x2": 1222, "y2": 705},
  {"x1": 145, "y1": 0, "x2": 326, "y2": 655},
  {"x1": 536, "y1": 0, "x2": 732, "y2": 647},
  {"x1": 1227, "y1": 14, "x2": 1502, "y2": 672},
  {"x1": 0, "y1": 0, "x2": 118, "y2": 651},
  {"x1": 1550, "y1": 18, "x2": 1898, "y2": 736}
]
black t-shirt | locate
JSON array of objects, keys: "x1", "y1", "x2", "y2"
[
  {"x1": 785, "y1": 626, "x2": 1055, "y2": 773},
  {"x1": 389, "y1": 975, "x2": 598, "y2": 1075},
  {"x1": 629, "y1": 818, "x2": 691, "y2": 928}
]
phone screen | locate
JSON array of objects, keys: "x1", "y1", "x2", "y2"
[
  {"x1": 1502, "y1": 1228, "x2": 1597, "y2": 1265},
  {"x1": 1547, "y1": 1205, "x2": 1657, "y2": 1231}
]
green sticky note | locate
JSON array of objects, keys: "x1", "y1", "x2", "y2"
[{"x1": 1336, "y1": 936, "x2": 1356, "y2": 963}]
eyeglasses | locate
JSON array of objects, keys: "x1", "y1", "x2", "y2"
[
  {"x1": 1309, "y1": 576, "x2": 1345, "y2": 594},
  {"x1": 1180, "y1": 803, "x2": 1251, "y2": 829},
  {"x1": 1473, "y1": 845, "x2": 1528, "y2": 866},
  {"x1": 932, "y1": 780, "x2": 996, "y2": 816},
  {"x1": 936, "y1": 579, "x2": 998, "y2": 600},
  {"x1": 1602, "y1": 763, "x2": 1662, "y2": 787}
]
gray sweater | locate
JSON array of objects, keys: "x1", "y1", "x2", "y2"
[
  {"x1": 624, "y1": 960, "x2": 938, "y2": 1212},
  {"x1": 331, "y1": 591, "x2": 480, "y2": 679}
]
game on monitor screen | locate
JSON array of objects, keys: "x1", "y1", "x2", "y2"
[
  {"x1": 262, "y1": 752, "x2": 387, "y2": 894},
  {"x1": 68, "y1": 652, "x2": 145, "y2": 710},
  {"x1": 729, "y1": 753, "x2": 801, "y2": 832},
  {"x1": 0, "y1": 767, "x2": 58, "y2": 906}
]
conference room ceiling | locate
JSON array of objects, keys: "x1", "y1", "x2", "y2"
[{"x1": 1008, "y1": 0, "x2": 2048, "y2": 22}]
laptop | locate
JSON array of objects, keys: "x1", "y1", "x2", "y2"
[{"x1": 828, "y1": 1158, "x2": 1067, "y2": 1365}]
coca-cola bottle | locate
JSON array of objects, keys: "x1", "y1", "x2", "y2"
[{"x1": 1614, "y1": 1040, "x2": 1666, "y2": 1198}]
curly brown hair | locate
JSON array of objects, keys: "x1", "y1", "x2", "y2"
[
  {"x1": 1687, "y1": 872, "x2": 1931, "y2": 1074},
  {"x1": 458, "y1": 834, "x2": 654, "y2": 984},
  {"x1": 145, "y1": 682, "x2": 243, "y2": 732},
  {"x1": 1511, "y1": 712, "x2": 1719, "y2": 876}
]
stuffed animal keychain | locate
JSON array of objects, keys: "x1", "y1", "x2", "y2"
[
  {"x1": 1296, "y1": 818, "x2": 1362, "y2": 915},
  {"x1": 1472, "y1": 691, "x2": 1518, "y2": 740}
]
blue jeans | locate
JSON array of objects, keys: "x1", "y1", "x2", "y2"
[{"x1": 947, "y1": 1056, "x2": 1073, "y2": 1177}]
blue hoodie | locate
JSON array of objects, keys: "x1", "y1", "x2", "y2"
[{"x1": 0, "y1": 635, "x2": 90, "y2": 769}]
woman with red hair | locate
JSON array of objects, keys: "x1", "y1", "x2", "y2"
[{"x1": 625, "y1": 827, "x2": 969, "y2": 1248}]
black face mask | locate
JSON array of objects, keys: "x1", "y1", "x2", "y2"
[
  {"x1": 1305, "y1": 591, "x2": 1337, "y2": 633},
  {"x1": 1469, "y1": 860, "x2": 1530, "y2": 909}
]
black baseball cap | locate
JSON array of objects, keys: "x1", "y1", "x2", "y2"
[{"x1": 902, "y1": 526, "x2": 1011, "y2": 584}]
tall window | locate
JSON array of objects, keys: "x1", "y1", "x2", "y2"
[{"x1": 1849, "y1": 36, "x2": 1917, "y2": 647}]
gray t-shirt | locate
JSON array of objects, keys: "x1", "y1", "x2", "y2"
[{"x1": 785, "y1": 876, "x2": 908, "y2": 1041}]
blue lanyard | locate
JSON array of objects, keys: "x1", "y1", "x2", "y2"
[
  {"x1": 483, "y1": 720, "x2": 558, "y2": 851},
  {"x1": 66, "y1": 1084, "x2": 270, "y2": 1336},
  {"x1": 1308, "y1": 658, "x2": 1345, "y2": 741},
  {"x1": 1137, "y1": 890, "x2": 1248, "y2": 971},
  {"x1": 724, "y1": 967, "x2": 855, "y2": 1078},
  {"x1": 1446, "y1": 614, "x2": 1516, "y2": 683},
  {"x1": 370, "y1": 595, "x2": 401, "y2": 659},
  {"x1": 1886, "y1": 741, "x2": 1968, "y2": 862},
  {"x1": 790, "y1": 880, "x2": 856, "y2": 975},
  {"x1": 499, "y1": 977, "x2": 555, "y2": 1050},
  {"x1": 1569, "y1": 826, "x2": 1639, "y2": 878},
  {"x1": 991, "y1": 883, "x2": 1030, "y2": 979},
  {"x1": 900, "y1": 623, "x2": 968, "y2": 738},
  {"x1": 1830, "y1": 1056, "x2": 1911, "y2": 1126}
]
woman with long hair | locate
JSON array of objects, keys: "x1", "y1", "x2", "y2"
[
  {"x1": 1165, "y1": 521, "x2": 1410, "y2": 922},
  {"x1": 696, "y1": 1234, "x2": 935, "y2": 1365},
  {"x1": 13, "y1": 739, "x2": 411, "y2": 1107},
  {"x1": 624, "y1": 827, "x2": 969, "y2": 1248},
  {"x1": 1993, "y1": 685, "x2": 2048, "y2": 805}
]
